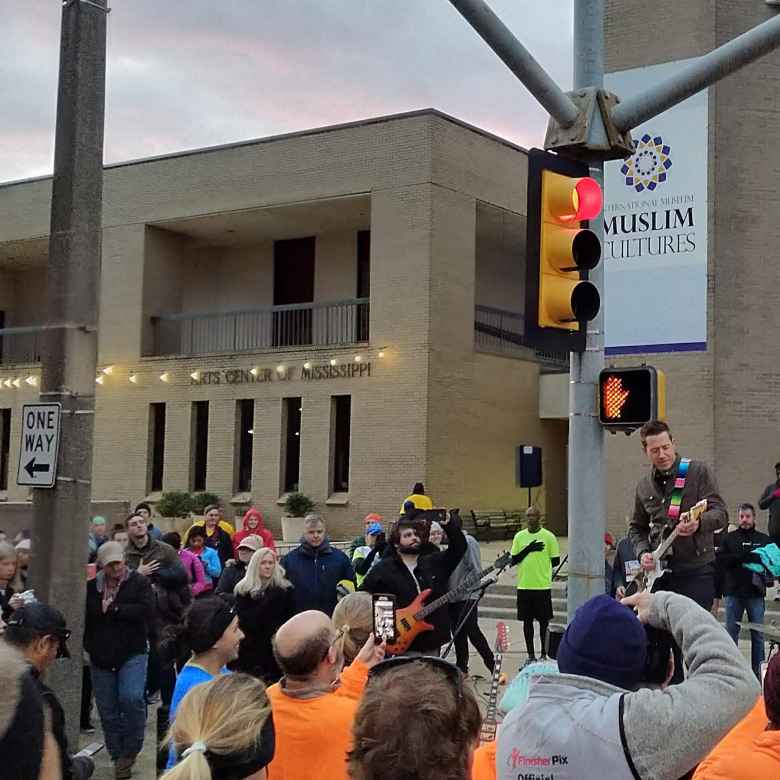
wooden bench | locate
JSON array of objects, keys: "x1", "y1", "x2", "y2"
[{"x1": 470, "y1": 510, "x2": 525, "y2": 541}]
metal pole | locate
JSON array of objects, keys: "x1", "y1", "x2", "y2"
[
  {"x1": 31, "y1": 0, "x2": 108, "y2": 745},
  {"x1": 448, "y1": 0, "x2": 580, "y2": 128},
  {"x1": 567, "y1": 0, "x2": 606, "y2": 618},
  {"x1": 612, "y1": 11, "x2": 780, "y2": 131}
]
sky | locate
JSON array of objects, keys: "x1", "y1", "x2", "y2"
[{"x1": 0, "y1": 1, "x2": 574, "y2": 184}]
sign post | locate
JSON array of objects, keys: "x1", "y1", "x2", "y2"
[{"x1": 16, "y1": 403, "x2": 62, "y2": 488}]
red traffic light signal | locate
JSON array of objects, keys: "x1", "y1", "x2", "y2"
[{"x1": 598, "y1": 366, "x2": 666, "y2": 432}]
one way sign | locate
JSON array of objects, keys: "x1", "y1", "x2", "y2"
[{"x1": 17, "y1": 403, "x2": 62, "y2": 488}]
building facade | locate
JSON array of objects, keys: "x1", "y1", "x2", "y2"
[{"x1": 0, "y1": 110, "x2": 568, "y2": 539}]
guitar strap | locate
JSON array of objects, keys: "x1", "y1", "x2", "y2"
[{"x1": 666, "y1": 457, "x2": 691, "y2": 520}]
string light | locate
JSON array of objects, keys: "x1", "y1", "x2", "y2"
[
  {"x1": 3, "y1": 379, "x2": 12, "y2": 389},
  {"x1": 303, "y1": 361, "x2": 312, "y2": 370},
  {"x1": 330, "y1": 358, "x2": 337, "y2": 366},
  {"x1": 12, "y1": 378, "x2": 21, "y2": 389},
  {"x1": 190, "y1": 371, "x2": 201, "y2": 381},
  {"x1": 250, "y1": 367, "x2": 259, "y2": 377},
  {"x1": 129, "y1": 374, "x2": 138, "y2": 384},
  {"x1": 159, "y1": 372, "x2": 170, "y2": 383},
  {"x1": 354, "y1": 355, "x2": 362, "y2": 363},
  {"x1": 276, "y1": 364, "x2": 286, "y2": 374},
  {"x1": 102, "y1": 365, "x2": 114, "y2": 375},
  {"x1": 378, "y1": 351, "x2": 385, "y2": 358},
  {"x1": 95, "y1": 376, "x2": 104, "y2": 385},
  {"x1": 25, "y1": 376, "x2": 38, "y2": 387}
]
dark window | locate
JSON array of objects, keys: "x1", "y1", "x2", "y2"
[
  {"x1": 331, "y1": 395, "x2": 351, "y2": 493},
  {"x1": 357, "y1": 231, "x2": 370, "y2": 341},
  {"x1": 281, "y1": 397, "x2": 302, "y2": 493},
  {"x1": 273, "y1": 237, "x2": 315, "y2": 347},
  {"x1": 236, "y1": 399, "x2": 254, "y2": 493},
  {"x1": 0, "y1": 409, "x2": 10, "y2": 491},
  {"x1": 191, "y1": 401, "x2": 209, "y2": 492},
  {"x1": 148, "y1": 403, "x2": 166, "y2": 493}
]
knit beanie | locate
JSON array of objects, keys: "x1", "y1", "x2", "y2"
[
  {"x1": 556, "y1": 594, "x2": 647, "y2": 690},
  {"x1": 764, "y1": 653, "x2": 780, "y2": 724}
]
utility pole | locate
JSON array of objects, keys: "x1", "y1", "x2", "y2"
[{"x1": 30, "y1": 0, "x2": 108, "y2": 744}]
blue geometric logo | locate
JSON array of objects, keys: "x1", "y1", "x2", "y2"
[{"x1": 620, "y1": 134, "x2": 672, "y2": 193}]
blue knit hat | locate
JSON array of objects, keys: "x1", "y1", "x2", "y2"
[{"x1": 556, "y1": 594, "x2": 647, "y2": 690}]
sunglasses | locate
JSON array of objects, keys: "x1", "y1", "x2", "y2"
[{"x1": 368, "y1": 655, "x2": 464, "y2": 702}]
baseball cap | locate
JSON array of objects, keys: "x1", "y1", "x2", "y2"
[
  {"x1": 91, "y1": 515, "x2": 107, "y2": 527},
  {"x1": 6, "y1": 603, "x2": 71, "y2": 658},
  {"x1": 97, "y1": 541, "x2": 125, "y2": 567},
  {"x1": 237, "y1": 534, "x2": 263, "y2": 552},
  {"x1": 15, "y1": 539, "x2": 31, "y2": 552}
]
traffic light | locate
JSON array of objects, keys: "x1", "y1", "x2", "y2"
[
  {"x1": 598, "y1": 366, "x2": 666, "y2": 432},
  {"x1": 525, "y1": 148, "x2": 602, "y2": 353}
]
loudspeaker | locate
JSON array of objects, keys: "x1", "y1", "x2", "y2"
[{"x1": 516, "y1": 445, "x2": 542, "y2": 487}]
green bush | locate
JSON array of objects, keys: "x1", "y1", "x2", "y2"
[
  {"x1": 190, "y1": 492, "x2": 221, "y2": 515},
  {"x1": 156, "y1": 491, "x2": 194, "y2": 518},
  {"x1": 284, "y1": 492, "x2": 315, "y2": 517}
]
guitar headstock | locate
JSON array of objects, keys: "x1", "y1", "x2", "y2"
[
  {"x1": 495, "y1": 621, "x2": 510, "y2": 653},
  {"x1": 689, "y1": 499, "x2": 708, "y2": 523},
  {"x1": 494, "y1": 551, "x2": 512, "y2": 570}
]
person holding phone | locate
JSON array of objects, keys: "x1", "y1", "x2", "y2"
[{"x1": 5, "y1": 602, "x2": 96, "y2": 780}]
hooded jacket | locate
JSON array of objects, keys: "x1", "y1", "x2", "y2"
[
  {"x1": 497, "y1": 592, "x2": 760, "y2": 780},
  {"x1": 215, "y1": 559, "x2": 248, "y2": 600},
  {"x1": 361, "y1": 519, "x2": 467, "y2": 652},
  {"x1": 233, "y1": 508, "x2": 276, "y2": 556},
  {"x1": 630, "y1": 456, "x2": 728, "y2": 573},
  {"x1": 281, "y1": 539, "x2": 354, "y2": 616}
]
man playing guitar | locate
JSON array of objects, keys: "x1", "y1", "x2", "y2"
[{"x1": 629, "y1": 420, "x2": 728, "y2": 680}]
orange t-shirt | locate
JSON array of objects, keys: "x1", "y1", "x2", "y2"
[
  {"x1": 266, "y1": 661, "x2": 368, "y2": 780},
  {"x1": 472, "y1": 741, "x2": 496, "y2": 780}
]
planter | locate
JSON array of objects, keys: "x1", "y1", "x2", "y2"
[{"x1": 281, "y1": 515, "x2": 306, "y2": 543}]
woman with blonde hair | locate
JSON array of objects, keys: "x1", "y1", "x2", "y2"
[
  {"x1": 0, "y1": 541, "x2": 23, "y2": 621},
  {"x1": 232, "y1": 547, "x2": 295, "y2": 682},
  {"x1": 162, "y1": 673, "x2": 275, "y2": 780},
  {"x1": 332, "y1": 592, "x2": 373, "y2": 665}
]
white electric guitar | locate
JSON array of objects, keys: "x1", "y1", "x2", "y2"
[{"x1": 635, "y1": 499, "x2": 708, "y2": 593}]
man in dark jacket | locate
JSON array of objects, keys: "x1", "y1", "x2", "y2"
[
  {"x1": 361, "y1": 508, "x2": 467, "y2": 654},
  {"x1": 758, "y1": 461, "x2": 780, "y2": 545},
  {"x1": 84, "y1": 542, "x2": 154, "y2": 780},
  {"x1": 281, "y1": 514, "x2": 354, "y2": 616},
  {"x1": 5, "y1": 603, "x2": 94, "y2": 780},
  {"x1": 717, "y1": 502, "x2": 771, "y2": 679}
]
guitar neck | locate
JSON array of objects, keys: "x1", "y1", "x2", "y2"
[
  {"x1": 416, "y1": 563, "x2": 495, "y2": 619},
  {"x1": 480, "y1": 651, "x2": 504, "y2": 741},
  {"x1": 653, "y1": 526, "x2": 681, "y2": 560}
]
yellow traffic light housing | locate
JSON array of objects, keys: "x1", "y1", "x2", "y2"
[
  {"x1": 599, "y1": 366, "x2": 666, "y2": 432},
  {"x1": 525, "y1": 149, "x2": 603, "y2": 353}
]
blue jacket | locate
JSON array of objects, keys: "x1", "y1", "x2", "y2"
[{"x1": 281, "y1": 539, "x2": 354, "y2": 616}]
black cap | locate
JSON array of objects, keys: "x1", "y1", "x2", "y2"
[{"x1": 6, "y1": 604, "x2": 71, "y2": 659}]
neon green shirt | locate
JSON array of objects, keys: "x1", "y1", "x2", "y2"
[{"x1": 510, "y1": 528, "x2": 560, "y2": 590}]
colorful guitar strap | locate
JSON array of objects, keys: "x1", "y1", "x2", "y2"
[{"x1": 666, "y1": 457, "x2": 691, "y2": 520}]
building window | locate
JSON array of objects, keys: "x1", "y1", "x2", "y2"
[
  {"x1": 281, "y1": 397, "x2": 302, "y2": 493},
  {"x1": 148, "y1": 403, "x2": 166, "y2": 493},
  {"x1": 191, "y1": 401, "x2": 209, "y2": 492},
  {"x1": 331, "y1": 395, "x2": 351, "y2": 493},
  {"x1": 236, "y1": 399, "x2": 254, "y2": 493},
  {"x1": 356, "y1": 231, "x2": 370, "y2": 342},
  {"x1": 0, "y1": 409, "x2": 10, "y2": 491},
  {"x1": 273, "y1": 237, "x2": 315, "y2": 347}
]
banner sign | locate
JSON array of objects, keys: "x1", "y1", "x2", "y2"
[{"x1": 604, "y1": 58, "x2": 708, "y2": 354}]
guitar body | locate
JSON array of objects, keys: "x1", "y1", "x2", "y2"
[{"x1": 386, "y1": 589, "x2": 434, "y2": 655}]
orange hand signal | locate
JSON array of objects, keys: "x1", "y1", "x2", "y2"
[{"x1": 603, "y1": 376, "x2": 630, "y2": 419}]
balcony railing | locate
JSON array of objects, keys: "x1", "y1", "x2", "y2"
[
  {"x1": 150, "y1": 298, "x2": 370, "y2": 357},
  {"x1": 0, "y1": 326, "x2": 43, "y2": 365},
  {"x1": 474, "y1": 305, "x2": 568, "y2": 371}
]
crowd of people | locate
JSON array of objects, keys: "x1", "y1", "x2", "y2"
[{"x1": 0, "y1": 460, "x2": 779, "y2": 779}]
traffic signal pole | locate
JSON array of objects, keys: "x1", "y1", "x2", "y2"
[
  {"x1": 447, "y1": 0, "x2": 780, "y2": 616},
  {"x1": 30, "y1": 0, "x2": 108, "y2": 745}
]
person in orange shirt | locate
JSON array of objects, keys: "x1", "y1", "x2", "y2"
[
  {"x1": 265, "y1": 610, "x2": 385, "y2": 780},
  {"x1": 472, "y1": 740, "x2": 496, "y2": 780},
  {"x1": 692, "y1": 652, "x2": 780, "y2": 778}
]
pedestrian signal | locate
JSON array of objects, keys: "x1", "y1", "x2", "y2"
[
  {"x1": 598, "y1": 366, "x2": 666, "y2": 432},
  {"x1": 525, "y1": 149, "x2": 602, "y2": 353}
]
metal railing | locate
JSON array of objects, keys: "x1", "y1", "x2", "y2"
[
  {"x1": 474, "y1": 305, "x2": 568, "y2": 370},
  {"x1": 0, "y1": 326, "x2": 43, "y2": 365},
  {"x1": 150, "y1": 298, "x2": 370, "y2": 357}
]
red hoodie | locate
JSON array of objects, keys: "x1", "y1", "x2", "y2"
[{"x1": 233, "y1": 508, "x2": 276, "y2": 556}]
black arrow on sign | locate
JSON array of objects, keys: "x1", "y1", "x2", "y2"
[{"x1": 24, "y1": 458, "x2": 51, "y2": 480}]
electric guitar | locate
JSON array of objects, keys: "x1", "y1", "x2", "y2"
[
  {"x1": 635, "y1": 499, "x2": 708, "y2": 593},
  {"x1": 479, "y1": 621, "x2": 510, "y2": 744},
  {"x1": 386, "y1": 552, "x2": 511, "y2": 655}
]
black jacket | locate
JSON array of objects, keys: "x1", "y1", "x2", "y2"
[
  {"x1": 84, "y1": 570, "x2": 155, "y2": 670},
  {"x1": 30, "y1": 669, "x2": 93, "y2": 780},
  {"x1": 1, "y1": 583, "x2": 15, "y2": 621},
  {"x1": 716, "y1": 526, "x2": 771, "y2": 599},
  {"x1": 232, "y1": 586, "x2": 296, "y2": 682},
  {"x1": 215, "y1": 560, "x2": 248, "y2": 601},
  {"x1": 630, "y1": 456, "x2": 728, "y2": 572},
  {"x1": 758, "y1": 481, "x2": 780, "y2": 539},
  {"x1": 204, "y1": 526, "x2": 234, "y2": 568},
  {"x1": 361, "y1": 521, "x2": 467, "y2": 653}
]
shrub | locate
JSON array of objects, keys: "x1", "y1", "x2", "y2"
[
  {"x1": 156, "y1": 491, "x2": 194, "y2": 518},
  {"x1": 284, "y1": 492, "x2": 315, "y2": 517},
  {"x1": 190, "y1": 492, "x2": 221, "y2": 515}
]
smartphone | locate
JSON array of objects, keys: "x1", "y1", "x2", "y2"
[
  {"x1": 371, "y1": 593, "x2": 397, "y2": 644},
  {"x1": 423, "y1": 508, "x2": 447, "y2": 525},
  {"x1": 77, "y1": 742, "x2": 104, "y2": 758}
]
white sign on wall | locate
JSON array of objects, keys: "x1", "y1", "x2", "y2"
[
  {"x1": 17, "y1": 403, "x2": 62, "y2": 488},
  {"x1": 604, "y1": 58, "x2": 708, "y2": 354}
]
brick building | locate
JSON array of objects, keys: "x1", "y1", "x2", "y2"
[{"x1": 0, "y1": 110, "x2": 568, "y2": 540}]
